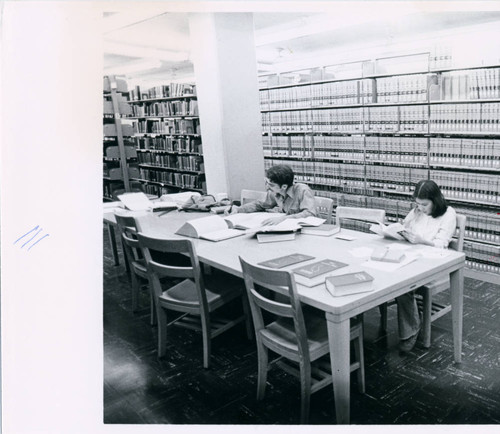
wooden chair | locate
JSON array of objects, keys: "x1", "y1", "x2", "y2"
[
  {"x1": 240, "y1": 189, "x2": 267, "y2": 206},
  {"x1": 416, "y1": 213, "x2": 467, "y2": 348},
  {"x1": 314, "y1": 196, "x2": 334, "y2": 224},
  {"x1": 239, "y1": 257, "x2": 365, "y2": 424},
  {"x1": 114, "y1": 213, "x2": 150, "y2": 316},
  {"x1": 138, "y1": 233, "x2": 252, "y2": 369},
  {"x1": 335, "y1": 206, "x2": 386, "y2": 232}
]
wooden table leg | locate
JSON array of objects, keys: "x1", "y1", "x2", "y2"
[
  {"x1": 106, "y1": 223, "x2": 119, "y2": 266},
  {"x1": 326, "y1": 312, "x2": 350, "y2": 424},
  {"x1": 450, "y1": 267, "x2": 464, "y2": 363}
]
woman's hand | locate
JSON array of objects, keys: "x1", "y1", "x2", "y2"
[
  {"x1": 262, "y1": 215, "x2": 287, "y2": 226},
  {"x1": 403, "y1": 230, "x2": 427, "y2": 245}
]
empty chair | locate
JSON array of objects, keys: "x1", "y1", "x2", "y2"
[
  {"x1": 114, "y1": 213, "x2": 149, "y2": 315},
  {"x1": 314, "y1": 196, "x2": 334, "y2": 224},
  {"x1": 240, "y1": 189, "x2": 267, "y2": 206},
  {"x1": 239, "y1": 257, "x2": 364, "y2": 424},
  {"x1": 416, "y1": 213, "x2": 466, "y2": 347},
  {"x1": 138, "y1": 233, "x2": 252, "y2": 368},
  {"x1": 335, "y1": 206, "x2": 386, "y2": 233}
]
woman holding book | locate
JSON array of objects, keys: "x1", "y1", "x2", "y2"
[
  {"x1": 228, "y1": 164, "x2": 317, "y2": 226},
  {"x1": 397, "y1": 180, "x2": 457, "y2": 353}
]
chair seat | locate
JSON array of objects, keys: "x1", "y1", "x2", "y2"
[
  {"x1": 159, "y1": 277, "x2": 243, "y2": 308},
  {"x1": 260, "y1": 312, "x2": 329, "y2": 359}
]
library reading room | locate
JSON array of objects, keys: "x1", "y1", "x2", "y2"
[{"x1": 2, "y1": 2, "x2": 500, "y2": 431}]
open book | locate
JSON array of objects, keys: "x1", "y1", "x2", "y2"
[
  {"x1": 118, "y1": 192, "x2": 178, "y2": 212},
  {"x1": 369, "y1": 222, "x2": 408, "y2": 241},
  {"x1": 175, "y1": 215, "x2": 244, "y2": 242},
  {"x1": 224, "y1": 213, "x2": 324, "y2": 232}
]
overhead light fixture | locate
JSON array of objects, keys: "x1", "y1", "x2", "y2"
[{"x1": 104, "y1": 59, "x2": 162, "y2": 75}]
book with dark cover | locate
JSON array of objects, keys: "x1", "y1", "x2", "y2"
[
  {"x1": 293, "y1": 259, "x2": 348, "y2": 287},
  {"x1": 326, "y1": 271, "x2": 374, "y2": 296},
  {"x1": 258, "y1": 253, "x2": 315, "y2": 269}
]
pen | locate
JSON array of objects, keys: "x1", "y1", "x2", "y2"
[{"x1": 158, "y1": 209, "x2": 174, "y2": 217}]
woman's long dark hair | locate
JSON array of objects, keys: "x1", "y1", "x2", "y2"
[{"x1": 413, "y1": 180, "x2": 448, "y2": 218}]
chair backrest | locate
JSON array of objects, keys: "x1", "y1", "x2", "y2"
[
  {"x1": 239, "y1": 257, "x2": 310, "y2": 361},
  {"x1": 241, "y1": 189, "x2": 267, "y2": 206},
  {"x1": 335, "y1": 206, "x2": 386, "y2": 232},
  {"x1": 137, "y1": 233, "x2": 208, "y2": 309},
  {"x1": 115, "y1": 213, "x2": 143, "y2": 263},
  {"x1": 450, "y1": 213, "x2": 466, "y2": 252},
  {"x1": 314, "y1": 196, "x2": 334, "y2": 224}
]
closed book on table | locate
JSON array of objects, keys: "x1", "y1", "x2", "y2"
[
  {"x1": 256, "y1": 232, "x2": 296, "y2": 243},
  {"x1": 301, "y1": 224, "x2": 340, "y2": 236},
  {"x1": 325, "y1": 271, "x2": 374, "y2": 297},
  {"x1": 293, "y1": 259, "x2": 348, "y2": 287}
]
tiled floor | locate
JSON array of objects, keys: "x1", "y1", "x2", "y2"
[{"x1": 103, "y1": 228, "x2": 500, "y2": 424}]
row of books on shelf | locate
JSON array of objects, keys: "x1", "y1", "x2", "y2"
[
  {"x1": 135, "y1": 136, "x2": 202, "y2": 154},
  {"x1": 133, "y1": 118, "x2": 200, "y2": 135},
  {"x1": 138, "y1": 169, "x2": 205, "y2": 190},
  {"x1": 464, "y1": 241, "x2": 500, "y2": 274},
  {"x1": 138, "y1": 153, "x2": 204, "y2": 172},
  {"x1": 429, "y1": 137, "x2": 500, "y2": 168},
  {"x1": 430, "y1": 170, "x2": 499, "y2": 204},
  {"x1": 259, "y1": 67, "x2": 500, "y2": 107},
  {"x1": 261, "y1": 103, "x2": 500, "y2": 133},
  {"x1": 429, "y1": 103, "x2": 500, "y2": 132},
  {"x1": 130, "y1": 100, "x2": 199, "y2": 117},
  {"x1": 441, "y1": 68, "x2": 500, "y2": 101},
  {"x1": 129, "y1": 83, "x2": 196, "y2": 101}
]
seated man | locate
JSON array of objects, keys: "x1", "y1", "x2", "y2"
[{"x1": 229, "y1": 164, "x2": 316, "y2": 225}]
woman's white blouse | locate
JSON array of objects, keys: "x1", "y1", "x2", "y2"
[{"x1": 403, "y1": 206, "x2": 457, "y2": 249}]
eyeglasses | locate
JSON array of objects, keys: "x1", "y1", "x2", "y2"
[{"x1": 265, "y1": 179, "x2": 279, "y2": 188}]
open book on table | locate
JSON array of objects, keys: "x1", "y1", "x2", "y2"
[
  {"x1": 118, "y1": 192, "x2": 179, "y2": 212},
  {"x1": 369, "y1": 222, "x2": 409, "y2": 241},
  {"x1": 175, "y1": 215, "x2": 245, "y2": 242}
]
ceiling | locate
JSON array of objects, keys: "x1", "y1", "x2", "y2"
[{"x1": 103, "y1": 8, "x2": 500, "y2": 86}]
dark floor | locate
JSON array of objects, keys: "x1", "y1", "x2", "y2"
[{"x1": 103, "y1": 227, "x2": 500, "y2": 425}]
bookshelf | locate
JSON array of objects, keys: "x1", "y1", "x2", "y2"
[
  {"x1": 126, "y1": 83, "x2": 206, "y2": 196},
  {"x1": 103, "y1": 75, "x2": 138, "y2": 201},
  {"x1": 259, "y1": 56, "x2": 500, "y2": 283}
]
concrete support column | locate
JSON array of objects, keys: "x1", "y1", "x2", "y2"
[{"x1": 188, "y1": 13, "x2": 265, "y2": 201}]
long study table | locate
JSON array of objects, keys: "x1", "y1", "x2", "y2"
[{"x1": 104, "y1": 209, "x2": 465, "y2": 424}]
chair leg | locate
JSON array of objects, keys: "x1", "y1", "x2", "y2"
[
  {"x1": 256, "y1": 341, "x2": 268, "y2": 401},
  {"x1": 299, "y1": 361, "x2": 312, "y2": 424},
  {"x1": 379, "y1": 303, "x2": 388, "y2": 332},
  {"x1": 201, "y1": 313, "x2": 211, "y2": 369},
  {"x1": 241, "y1": 295, "x2": 253, "y2": 340},
  {"x1": 157, "y1": 306, "x2": 168, "y2": 358},
  {"x1": 353, "y1": 330, "x2": 365, "y2": 394},
  {"x1": 130, "y1": 272, "x2": 140, "y2": 313},
  {"x1": 421, "y1": 287, "x2": 432, "y2": 348},
  {"x1": 150, "y1": 289, "x2": 157, "y2": 326}
]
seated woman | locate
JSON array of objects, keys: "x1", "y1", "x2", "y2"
[
  {"x1": 228, "y1": 164, "x2": 316, "y2": 226},
  {"x1": 397, "y1": 179, "x2": 457, "y2": 353}
]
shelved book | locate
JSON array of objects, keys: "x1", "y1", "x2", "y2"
[
  {"x1": 301, "y1": 224, "x2": 341, "y2": 236},
  {"x1": 293, "y1": 259, "x2": 348, "y2": 287},
  {"x1": 325, "y1": 271, "x2": 374, "y2": 297}
]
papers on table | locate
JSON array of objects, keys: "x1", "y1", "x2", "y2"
[
  {"x1": 118, "y1": 192, "x2": 179, "y2": 212},
  {"x1": 362, "y1": 253, "x2": 420, "y2": 272}
]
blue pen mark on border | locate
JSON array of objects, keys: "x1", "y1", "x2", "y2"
[{"x1": 14, "y1": 225, "x2": 50, "y2": 251}]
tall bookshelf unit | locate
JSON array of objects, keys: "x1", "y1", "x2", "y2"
[
  {"x1": 103, "y1": 76, "x2": 138, "y2": 200},
  {"x1": 127, "y1": 84, "x2": 206, "y2": 196},
  {"x1": 259, "y1": 55, "x2": 500, "y2": 283}
]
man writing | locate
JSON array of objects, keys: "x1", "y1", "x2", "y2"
[{"x1": 228, "y1": 164, "x2": 317, "y2": 225}]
